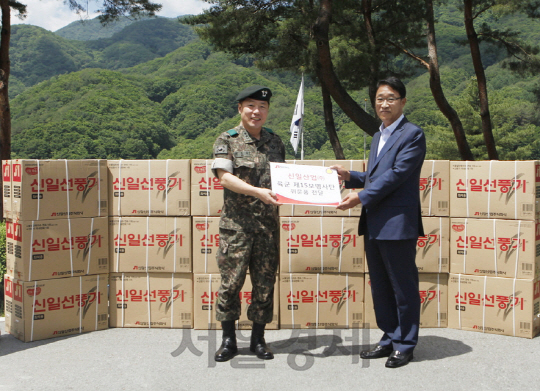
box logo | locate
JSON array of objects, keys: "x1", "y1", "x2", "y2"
[
  {"x1": 5, "y1": 277, "x2": 13, "y2": 298},
  {"x1": 13, "y1": 163, "x2": 22, "y2": 182},
  {"x1": 282, "y1": 223, "x2": 296, "y2": 231},
  {"x1": 196, "y1": 223, "x2": 209, "y2": 231},
  {"x1": 6, "y1": 221, "x2": 23, "y2": 241},
  {"x1": 27, "y1": 287, "x2": 42, "y2": 296},
  {"x1": 25, "y1": 167, "x2": 39, "y2": 175},
  {"x1": 2, "y1": 162, "x2": 10, "y2": 181},
  {"x1": 452, "y1": 224, "x2": 465, "y2": 232},
  {"x1": 194, "y1": 166, "x2": 207, "y2": 174}
]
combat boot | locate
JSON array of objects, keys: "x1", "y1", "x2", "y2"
[
  {"x1": 214, "y1": 320, "x2": 238, "y2": 362},
  {"x1": 250, "y1": 322, "x2": 274, "y2": 360}
]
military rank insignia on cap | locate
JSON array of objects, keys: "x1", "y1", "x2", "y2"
[{"x1": 236, "y1": 85, "x2": 272, "y2": 102}]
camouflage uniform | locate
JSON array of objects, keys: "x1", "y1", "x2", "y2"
[{"x1": 211, "y1": 125, "x2": 285, "y2": 324}]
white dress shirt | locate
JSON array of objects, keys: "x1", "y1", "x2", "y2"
[{"x1": 377, "y1": 114, "x2": 404, "y2": 156}]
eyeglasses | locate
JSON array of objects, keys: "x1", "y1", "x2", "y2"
[{"x1": 376, "y1": 97, "x2": 402, "y2": 104}]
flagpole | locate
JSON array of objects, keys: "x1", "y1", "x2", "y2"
[
  {"x1": 301, "y1": 74, "x2": 305, "y2": 160},
  {"x1": 301, "y1": 125, "x2": 304, "y2": 160}
]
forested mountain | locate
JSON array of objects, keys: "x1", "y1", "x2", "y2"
[
  {"x1": 9, "y1": 7, "x2": 540, "y2": 161},
  {"x1": 9, "y1": 18, "x2": 197, "y2": 98},
  {"x1": 55, "y1": 15, "x2": 150, "y2": 41}
]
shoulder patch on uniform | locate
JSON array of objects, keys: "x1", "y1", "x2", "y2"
[
  {"x1": 227, "y1": 129, "x2": 239, "y2": 136},
  {"x1": 214, "y1": 144, "x2": 228, "y2": 155},
  {"x1": 264, "y1": 127, "x2": 274, "y2": 134}
]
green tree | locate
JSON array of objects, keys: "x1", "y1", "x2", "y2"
[{"x1": 188, "y1": 0, "x2": 427, "y2": 158}]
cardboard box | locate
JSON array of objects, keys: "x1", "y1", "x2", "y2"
[
  {"x1": 279, "y1": 273, "x2": 364, "y2": 329},
  {"x1": 193, "y1": 273, "x2": 279, "y2": 330},
  {"x1": 5, "y1": 217, "x2": 109, "y2": 281},
  {"x1": 449, "y1": 218, "x2": 539, "y2": 279},
  {"x1": 448, "y1": 273, "x2": 540, "y2": 338},
  {"x1": 109, "y1": 273, "x2": 193, "y2": 328},
  {"x1": 192, "y1": 216, "x2": 221, "y2": 274},
  {"x1": 2, "y1": 159, "x2": 12, "y2": 219},
  {"x1": 190, "y1": 159, "x2": 224, "y2": 216},
  {"x1": 280, "y1": 217, "x2": 364, "y2": 273},
  {"x1": 5, "y1": 159, "x2": 108, "y2": 221},
  {"x1": 109, "y1": 217, "x2": 192, "y2": 273},
  {"x1": 449, "y1": 160, "x2": 540, "y2": 220},
  {"x1": 420, "y1": 160, "x2": 450, "y2": 216},
  {"x1": 107, "y1": 160, "x2": 190, "y2": 217},
  {"x1": 416, "y1": 217, "x2": 450, "y2": 273},
  {"x1": 4, "y1": 274, "x2": 108, "y2": 342},
  {"x1": 279, "y1": 160, "x2": 364, "y2": 217},
  {"x1": 364, "y1": 273, "x2": 448, "y2": 329}
]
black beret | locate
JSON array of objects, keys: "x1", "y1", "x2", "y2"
[{"x1": 236, "y1": 85, "x2": 272, "y2": 102}]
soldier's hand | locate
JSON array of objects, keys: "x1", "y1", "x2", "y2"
[
  {"x1": 336, "y1": 192, "x2": 361, "y2": 211},
  {"x1": 330, "y1": 165, "x2": 351, "y2": 182},
  {"x1": 257, "y1": 188, "x2": 283, "y2": 206}
]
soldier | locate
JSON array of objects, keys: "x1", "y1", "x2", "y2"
[{"x1": 211, "y1": 85, "x2": 286, "y2": 362}]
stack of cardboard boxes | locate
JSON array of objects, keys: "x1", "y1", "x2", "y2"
[
  {"x1": 107, "y1": 160, "x2": 193, "y2": 329},
  {"x1": 278, "y1": 160, "x2": 365, "y2": 329},
  {"x1": 447, "y1": 161, "x2": 540, "y2": 338},
  {"x1": 3, "y1": 158, "x2": 539, "y2": 341},
  {"x1": 2, "y1": 159, "x2": 109, "y2": 341}
]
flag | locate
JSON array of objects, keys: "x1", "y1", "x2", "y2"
[{"x1": 290, "y1": 75, "x2": 304, "y2": 154}]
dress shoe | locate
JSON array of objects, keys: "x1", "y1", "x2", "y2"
[
  {"x1": 250, "y1": 322, "x2": 274, "y2": 360},
  {"x1": 214, "y1": 336, "x2": 238, "y2": 362},
  {"x1": 360, "y1": 344, "x2": 393, "y2": 359},
  {"x1": 385, "y1": 350, "x2": 414, "y2": 368}
]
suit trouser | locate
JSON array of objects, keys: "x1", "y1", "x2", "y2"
[
  {"x1": 365, "y1": 236, "x2": 420, "y2": 354},
  {"x1": 215, "y1": 228, "x2": 279, "y2": 324}
]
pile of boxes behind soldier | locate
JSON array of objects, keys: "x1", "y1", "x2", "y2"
[{"x1": 2, "y1": 158, "x2": 539, "y2": 342}]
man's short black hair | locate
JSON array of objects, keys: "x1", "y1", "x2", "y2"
[{"x1": 376, "y1": 77, "x2": 406, "y2": 99}]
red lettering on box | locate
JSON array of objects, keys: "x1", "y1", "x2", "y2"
[
  {"x1": 13, "y1": 163, "x2": 22, "y2": 182},
  {"x1": 282, "y1": 223, "x2": 296, "y2": 231},
  {"x1": 5, "y1": 277, "x2": 13, "y2": 298},
  {"x1": 2, "y1": 161, "x2": 10, "y2": 181},
  {"x1": 13, "y1": 222, "x2": 22, "y2": 241},
  {"x1": 194, "y1": 166, "x2": 206, "y2": 174}
]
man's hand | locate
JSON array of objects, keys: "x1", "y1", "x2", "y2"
[
  {"x1": 330, "y1": 165, "x2": 351, "y2": 182},
  {"x1": 218, "y1": 170, "x2": 282, "y2": 206},
  {"x1": 336, "y1": 192, "x2": 361, "y2": 211},
  {"x1": 255, "y1": 188, "x2": 282, "y2": 206}
]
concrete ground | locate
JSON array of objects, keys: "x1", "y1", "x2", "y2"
[{"x1": 1, "y1": 319, "x2": 539, "y2": 391}]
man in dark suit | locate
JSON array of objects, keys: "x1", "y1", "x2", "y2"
[{"x1": 332, "y1": 76, "x2": 426, "y2": 368}]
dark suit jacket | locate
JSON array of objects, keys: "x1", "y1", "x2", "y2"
[{"x1": 345, "y1": 117, "x2": 426, "y2": 240}]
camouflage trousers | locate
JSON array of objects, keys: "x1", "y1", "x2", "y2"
[{"x1": 215, "y1": 228, "x2": 279, "y2": 324}]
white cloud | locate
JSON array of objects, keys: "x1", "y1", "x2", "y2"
[
  {"x1": 12, "y1": 0, "x2": 209, "y2": 32},
  {"x1": 157, "y1": 0, "x2": 209, "y2": 17}
]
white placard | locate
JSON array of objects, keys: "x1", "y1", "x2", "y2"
[{"x1": 270, "y1": 163, "x2": 341, "y2": 206}]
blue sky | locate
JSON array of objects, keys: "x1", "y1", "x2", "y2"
[{"x1": 12, "y1": 0, "x2": 209, "y2": 32}]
